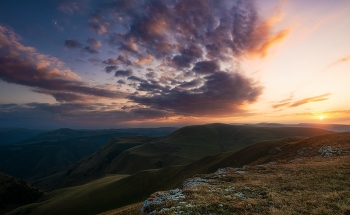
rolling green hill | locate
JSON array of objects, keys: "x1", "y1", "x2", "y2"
[
  {"x1": 32, "y1": 136, "x2": 157, "y2": 191},
  {"x1": 0, "y1": 172, "x2": 43, "y2": 214},
  {"x1": 71, "y1": 124, "x2": 332, "y2": 177},
  {"x1": 8, "y1": 131, "x2": 349, "y2": 215},
  {"x1": 0, "y1": 128, "x2": 176, "y2": 182}
]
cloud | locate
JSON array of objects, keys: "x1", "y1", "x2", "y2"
[
  {"x1": 88, "y1": 11, "x2": 110, "y2": 34},
  {"x1": 82, "y1": 46, "x2": 101, "y2": 54},
  {"x1": 115, "y1": 70, "x2": 133, "y2": 77},
  {"x1": 192, "y1": 60, "x2": 220, "y2": 74},
  {"x1": 102, "y1": 55, "x2": 132, "y2": 66},
  {"x1": 64, "y1": 39, "x2": 83, "y2": 49},
  {"x1": 87, "y1": 37, "x2": 102, "y2": 47},
  {"x1": 135, "y1": 54, "x2": 154, "y2": 65},
  {"x1": 328, "y1": 55, "x2": 350, "y2": 67},
  {"x1": 0, "y1": 102, "x2": 173, "y2": 129},
  {"x1": 105, "y1": 66, "x2": 117, "y2": 73},
  {"x1": 117, "y1": 80, "x2": 126, "y2": 84},
  {"x1": 0, "y1": 25, "x2": 126, "y2": 102},
  {"x1": 129, "y1": 71, "x2": 263, "y2": 116},
  {"x1": 57, "y1": 0, "x2": 91, "y2": 15},
  {"x1": 289, "y1": 93, "x2": 331, "y2": 108},
  {"x1": 177, "y1": 79, "x2": 202, "y2": 89},
  {"x1": 272, "y1": 102, "x2": 291, "y2": 109},
  {"x1": 127, "y1": 75, "x2": 146, "y2": 82}
]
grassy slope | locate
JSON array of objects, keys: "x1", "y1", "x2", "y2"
[
  {"x1": 8, "y1": 131, "x2": 348, "y2": 215},
  {"x1": 141, "y1": 132, "x2": 350, "y2": 215},
  {"x1": 5, "y1": 135, "x2": 314, "y2": 215},
  {"x1": 36, "y1": 136, "x2": 157, "y2": 191},
  {"x1": 53, "y1": 124, "x2": 332, "y2": 190},
  {"x1": 0, "y1": 172, "x2": 43, "y2": 214},
  {"x1": 102, "y1": 124, "x2": 333, "y2": 174}
]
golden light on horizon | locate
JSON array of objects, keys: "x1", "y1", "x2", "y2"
[{"x1": 319, "y1": 116, "x2": 324, "y2": 120}]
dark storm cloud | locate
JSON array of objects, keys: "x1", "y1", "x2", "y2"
[
  {"x1": 129, "y1": 71, "x2": 263, "y2": 116},
  {"x1": 82, "y1": 46, "x2": 101, "y2": 54},
  {"x1": 105, "y1": 65, "x2": 117, "y2": 73},
  {"x1": 115, "y1": 70, "x2": 133, "y2": 77},
  {"x1": 0, "y1": 26, "x2": 126, "y2": 102},
  {"x1": 64, "y1": 39, "x2": 83, "y2": 49},
  {"x1": 192, "y1": 60, "x2": 220, "y2": 74}
]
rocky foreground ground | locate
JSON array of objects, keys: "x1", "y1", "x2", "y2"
[{"x1": 141, "y1": 145, "x2": 350, "y2": 215}]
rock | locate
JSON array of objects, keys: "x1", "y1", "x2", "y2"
[
  {"x1": 268, "y1": 147, "x2": 282, "y2": 155},
  {"x1": 218, "y1": 204, "x2": 223, "y2": 207},
  {"x1": 183, "y1": 177, "x2": 215, "y2": 190},
  {"x1": 318, "y1": 146, "x2": 341, "y2": 157},
  {"x1": 234, "y1": 192, "x2": 245, "y2": 198},
  {"x1": 234, "y1": 171, "x2": 247, "y2": 174},
  {"x1": 215, "y1": 167, "x2": 236, "y2": 175},
  {"x1": 141, "y1": 189, "x2": 186, "y2": 213},
  {"x1": 159, "y1": 208, "x2": 170, "y2": 213},
  {"x1": 297, "y1": 147, "x2": 308, "y2": 155}
]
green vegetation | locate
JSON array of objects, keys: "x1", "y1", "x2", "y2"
[
  {"x1": 141, "y1": 132, "x2": 350, "y2": 215},
  {"x1": 9, "y1": 132, "x2": 349, "y2": 215},
  {"x1": 77, "y1": 124, "x2": 332, "y2": 177},
  {"x1": 36, "y1": 136, "x2": 157, "y2": 190}
]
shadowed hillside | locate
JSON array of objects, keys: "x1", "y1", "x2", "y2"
[
  {"x1": 8, "y1": 132, "x2": 350, "y2": 215},
  {"x1": 0, "y1": 128, "x2": 176, "y2": 182},
  {"x1": 0, "y1": 172, "x2": 43, "y2": 214}
]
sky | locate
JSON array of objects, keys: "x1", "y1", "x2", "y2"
[{"x1": 0, "y1": 0, "x2": 350, "y2": 129}]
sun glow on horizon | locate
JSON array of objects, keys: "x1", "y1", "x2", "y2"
[{"x1": 319, "y1": 115, "x2": 324, "y2": 120}]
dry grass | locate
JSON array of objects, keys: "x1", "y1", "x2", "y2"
[{"x1": 145, "y1": 155, "x2": 350, "y2": 214}]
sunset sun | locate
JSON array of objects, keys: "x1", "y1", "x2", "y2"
[{"x1": 319, "y1": 116, "x2": 324, "y2": 120}]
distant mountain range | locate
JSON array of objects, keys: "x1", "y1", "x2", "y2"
[
  {"x1": 0, "y1": 128, "x2": 45, "y2": 145},
  {"x1": 252, "y1": 123, "x2": 350, "y2": 132}
]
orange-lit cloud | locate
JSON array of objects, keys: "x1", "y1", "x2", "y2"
[
  {"x1": 289, "y1": 93, "x2": 331, "y2": 108},
  {"x1": 135, "y1": 54, "x2": 154, "y2": 65},
  {"x1": 248, "y1": 10, "x2": 291, "y2": 58},
  {"x1": 328, "y1": 55, "x2": 350, "y2": 67},
  {"x1": 272, "y1": 93, "x2": 331, "y2": 109}
]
